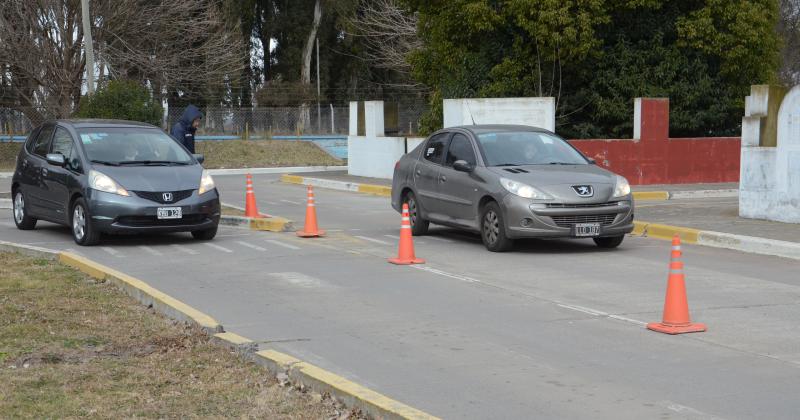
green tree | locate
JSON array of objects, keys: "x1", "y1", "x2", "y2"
[{"x1": 76, "y1": 80, "x2": 163, "y2": 126}]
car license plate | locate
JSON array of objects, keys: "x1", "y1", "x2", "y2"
[
  {"x1": 574, "y1": 223, "x2": 600, "y2": 237},
  {"x1": 157, "y1": 207, "x2": 182, "y2": 220}
]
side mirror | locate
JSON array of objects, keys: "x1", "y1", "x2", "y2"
[
  {"x1": 45, "y1": 153, "x2": 66, "y2": 167},
  {"x1": 587, "y1": 157, "x2": 597, "y2": 165},
  {"x1": 453, "y1": 160, "x2": 473, "y2": 172},
  {"x1": 193, "y1": 154, "x2": 205, "y2": 164}
]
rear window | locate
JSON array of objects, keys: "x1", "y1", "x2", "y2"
[{"x1": 77, "y1": 127, "x2": 193, "y2": 165}]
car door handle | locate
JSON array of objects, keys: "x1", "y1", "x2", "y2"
[
  {"x1": 41, "y1": 168, "x2": 48, "y2": 176},
  {"x1": 439, "y1": 175, "x2": 447, "y2": 182},
  {"x1": 415, "y1": 169, "x2": 422, "y2": 176}
]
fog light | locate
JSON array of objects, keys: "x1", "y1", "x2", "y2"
[{"x1": 521, "y1": 218, "x2": 533, "y2": 227}]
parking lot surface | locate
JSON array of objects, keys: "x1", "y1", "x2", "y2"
[{"x1": 2, "y1": 173, "x2": 799, "y2": 419}]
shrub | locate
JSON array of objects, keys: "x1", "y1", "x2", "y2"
[{"x1": 76, "y1": 80, "x2": 163, "y2": 126}]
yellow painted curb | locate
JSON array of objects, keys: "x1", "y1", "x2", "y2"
[
  {"x1": 58, "y1": 252, "x2": 223, "y2": 332},
  {"x1": 632, "y1": 221, "x2": 700, "y2": 244},
  {"x1": 281, "y1": 174, "x2": 305, "y2": 185},
  {"x1": 250, "y1": 216, "x2": 293, "y2": 232},
  {"x1": 214, "y1": 332, "x2": 253, "y2": 346},
  {"x1": 255, "y1": 349, "x2": 302, "y2": 370},
  {"x1": 632, "y1": 191, "x2": 670, "y2": 201},
  {"x1": 357, "y1": 183, "x2": 392, "y2": 197}
]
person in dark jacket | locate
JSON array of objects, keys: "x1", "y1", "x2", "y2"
[{"x1": 171, "y1": 105, "x2": 203, "y2": 153}]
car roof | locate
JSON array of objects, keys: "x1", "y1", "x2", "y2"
[
  {"x1": 445, "y1": 124, "x2": 554, "y2": 135},
  {"x1": 52, "y1": 119, "x2": 159, "y2": 129}
]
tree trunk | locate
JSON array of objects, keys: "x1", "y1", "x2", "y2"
[{"x1": 299, "y1": 0, "x2": 322, "y2": 131}]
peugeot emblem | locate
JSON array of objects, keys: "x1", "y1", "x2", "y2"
[
  {"x1": 163, "y1": 192, "x2": 173, "y2": 202},
  {"x1": 572, "y1": 185, "x2": 594, "y2": 197}
]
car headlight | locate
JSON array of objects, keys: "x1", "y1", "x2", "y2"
[
  {"x1": 500, "y1": 178, "x2": 553, "y2": 200},
  {"x1": 198, "y1": 170, "x2": 215, "y2": 195},
  {"x1": 89, "y1": 170, "x2": 129, "y2": 196},
  {"x1": 613, "y1": 175, "x2": 631, "y2": 198}
]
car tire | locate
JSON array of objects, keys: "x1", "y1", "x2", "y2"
[
  {"x1": 404, "y1": 191, "x2": 429, "y2": 236},
  {"x1": 481, "y1": 201, "x2": 514, "y2": 252},
  {"x1": 593, "y1": 235, "x2": 625, "y2": 249},
  {"x1": 12, "y1": 190, "x2": 37, "y2": 230},
  {"x1": 191, "y1": 226, "x2": 218, "y2": 240},
  {"x1": 71, "y1": 198, "x2": 100, "y2": 246}
]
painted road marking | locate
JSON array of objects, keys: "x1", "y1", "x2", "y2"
[
  {"x1": 237, "y1": 241, "x2": 267, "y2": 252},
  {"x1": 269, "y1": 272, "x2": 324, "y2": 288},
  {"x1": 100, "y1": 247, "x2": 122, "y2": 257},
  {"x1": 138, "y1": 245, "x2": 162, "y2": 257},
  {"x1": 171, "y1": 244, "x2": 198, "y2": 255},
  {"x1": 280, "y1": 199, "x2": 301, "y2": 205},
  {"x1": 556, "y1": 304, "x2": 608, "y2": 317},
  {"x1": 409, "y1": 265, "x2": 480, "y2": 283},
  {"x1": 662, "y1": 401, "x2": 724, "y2": 420},
  {"x1": 204, "y1": 243, "x2": 233, "y2": 253},
  {"x1": 384, "y1": 234, "x2": 400, "y2": 240},
  {"x1": 608, "y1": 314, "x2": 648, "y2": 326},
  {"x1": 265, "y1": 239, "x2": 300, "y2": 250},
  {"x1": 355, "y1": 235, "x2": 392, "y2": 246}
]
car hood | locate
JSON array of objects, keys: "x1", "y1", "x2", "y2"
[
  {"x1": 488, "y1": 164, "x2": 621, "y2": 202},
  {"x1": 93, "y1": 165, "x2": 203, "y2": 192}
]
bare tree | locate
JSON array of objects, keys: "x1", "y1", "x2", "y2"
[
  {"x1": 346, "y1": 0, "x2": 421, "y2": 76},
  {"x1": 0, "y1": 0, "x2": 86, "y2": 124},
  {"x1": 297, "y1": 0, "x2": 323, "y2": 131}
]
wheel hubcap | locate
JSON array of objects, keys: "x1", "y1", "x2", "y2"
[
  {"x1": 407, "y1": 198, "x2": 417, "y2": 226},
  {"x1": 484, "y1": 211, "x2": 499, "y2": 244},
  {"x1": 13, "y1": 193, "x2": 24, "y2": 224},
  {"x1": 73, "y1": 205, "x2": 86, "y2": 240}
]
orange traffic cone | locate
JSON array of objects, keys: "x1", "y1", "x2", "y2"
[
  {"x1": 296, "y1": 185, "x2": 325, "y2": 237},
  {"x1": 647, "y1": 234, "x2": 706, "y2": 334},
  {"x1": 244, "y1": 174, "x2": 262, "y2": 218},
  {"x1": 388, "y1": 203, "x2": 425, "y2": 265}
]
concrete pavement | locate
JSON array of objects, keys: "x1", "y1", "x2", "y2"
[{"x1": 2, "y1": 173, "x2": 800, "y2": 419}]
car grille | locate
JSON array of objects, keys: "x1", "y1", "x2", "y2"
[
  {"x1": 550, "y1": 214, "x2": 618, "y2": 227},
  {"x1": 115, "y1": 214, "x2": 208, "y2": 227},
  {"x1": 133, "y1": 190, "x2": 194, "y2": 204},
  {"x1": 546, "y1": 202, "x2": 620, "y2": 208}
]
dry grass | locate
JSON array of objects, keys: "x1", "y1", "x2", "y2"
[
  {"x1": 0, "y1": 142, "x2": 21, "y2": 171},
  {"x1": 0, "y1": 140, "x2": 342, "y2": 172},
  {"x1": 197, "y1": 140, "x2": 342, "y2": 169},
  {"x1": 0, "y1": 252, "x2": 352, "y2": 419}
]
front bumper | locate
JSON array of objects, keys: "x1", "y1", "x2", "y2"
[
  {"x1": 87, "y1": 189, "x2": 220, "y2": 234},
  {"x1": 502, "y1": 193, "x2": 634, "y2": 239}
]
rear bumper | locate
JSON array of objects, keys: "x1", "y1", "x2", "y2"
[
  {"x1": 502, "y1": 193, "x2": 635, "y2": 239},
  {"x1": 87, "y1": 189, "x2": 220, "y2": 234}
]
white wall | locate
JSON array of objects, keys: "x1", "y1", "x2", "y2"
[
  {"x1": 443, "y1": 97, "x2": 556, "y2": 132},
  {"x1": 348, "y1": 136, "x2": 421, "y2": 179}
]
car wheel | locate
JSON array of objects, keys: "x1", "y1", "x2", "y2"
[
  {"x1": 594, "y1": 235, "x2": 625, "y2": 249},
  {"x1": 71, "y1": 198, "x2": 100, "y2": 246},
  {"x1": 481, "y1": 201, "x2": 513, "y2": 252},
  {"x1": 191, "y1": 226, "x2": 218, "y2": 240},
  {"x1": 12, "y1": 190, "x2": 37, "y2": 230},
  {"x1": 404, "y1": 191, "x2": 429, "y2": 236}
]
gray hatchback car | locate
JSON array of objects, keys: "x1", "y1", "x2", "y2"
[
  {"x1": 11, "y1": 120, "x2": 220, "y2": 246},
  {"x1": 391, "y1": 125, "x2": 634, "y2": 252}
]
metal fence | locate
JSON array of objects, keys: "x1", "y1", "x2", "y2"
[{"x1": 1, "y1": 103, "x2": 429, "y2": 138}]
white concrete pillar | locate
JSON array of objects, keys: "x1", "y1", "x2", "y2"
[
  {"x1": 364, "y1": 101, "x2": 385, "y2": 138},
  {"x1": 349, "y1": 101, "x2": 359, "y2": 136}
]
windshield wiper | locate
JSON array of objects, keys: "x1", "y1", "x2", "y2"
[
  {"x1": 493, "y1": 163, "x2": 523, "y2": 167},
  {"x1": 90, "y1": 159, "x2": 120, "y2": 166},
  {"x1": 118, "y1": 160, "x2": 189, "y2": 166},
  {"x1": 547, "y1": 162, "x2": 576, "y2": 165}
]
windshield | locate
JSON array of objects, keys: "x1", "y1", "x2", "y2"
[
  {"x1": 476, "y1": 131, "x2": 588, "y2": 166},
  {"x1": 77, "y1": 127, "x2": 193, "y2": 165}
]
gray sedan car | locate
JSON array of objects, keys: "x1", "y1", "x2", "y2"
[
  {"x1": 11, "y1": 120, "x2": 220, "y2": 246},
  {"x1": 391, "y1": 125, "x2": 634, "y2": 252}
]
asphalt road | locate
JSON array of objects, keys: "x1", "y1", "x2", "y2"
[{"x1": 2, "y1": 173, "x2": 799, "y2": 419}]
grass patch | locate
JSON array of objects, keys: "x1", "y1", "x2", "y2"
[
  {"x1": 0, "y1": 252, "x2": 350, "y2": 419},
  {"x1": 0, "y1": 142, "x2": 21, "y2": 171},
  {"x1": 197, "y1": 140, "x2": 342, "y2": 169}
]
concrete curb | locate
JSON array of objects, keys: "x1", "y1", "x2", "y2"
[
  {"x1": 281, "y1": 174, "x2": 391, "y2": 197},
  {"x1": 208, "y1": 166, "x2": 347, "y2": 176},
  {"x1": 0, "y1": 240, "x2": 438, "y2": 420},
  {"x1": 280, "y1": 174, "x2": 736, "y2": 202},
  {"x1": 633, "y1": 221, "x2": 800, "y2": 260},
  {"x1": 219, "y1": 214, "x2": 294, "y2": 232}
]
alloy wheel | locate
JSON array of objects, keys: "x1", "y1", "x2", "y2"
[
  {"x1": 73, "y1": 205, "x2": 86, "y2": 241},
  {"x1": 483, "y1": 210, "x2": 499, "y2": 245},
  {"x1": 13, "y1": 192, "x2": 24, "y2": 224}
]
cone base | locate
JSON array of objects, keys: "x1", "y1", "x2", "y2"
[
  {"x1": 296, "y1": 230, "x2": 325, "y2": 238},
  {"x1": 646, "y1": 322, "x2": 706, "y2": 335},
  {"x1": 388, "y1": 257, "x2": 425, "y2": 265},
  {"x1": 245, "y1": 213, "x2": 264, "y2": 219}
]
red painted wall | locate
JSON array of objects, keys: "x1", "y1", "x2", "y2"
[{"x1": 566, "y1": 99, "x2": 740, "y2": 185}]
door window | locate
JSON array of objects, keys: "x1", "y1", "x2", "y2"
[
  {"x1": 423, "y1": 133, "x2": 449, "y2": 165},
  {"x1": 32, "y1": 125, "x2": 55, "y2": 157},
  {"x1": 445, "y1": 134, "x2": 477, "y2": 167},
  {"x1": 52, "y1": 127, "x2": 82, "y2": 172}
]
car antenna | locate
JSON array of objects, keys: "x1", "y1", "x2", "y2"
[{"x1": 465, "y1": 101, "x2": 477, "y2": 125}]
